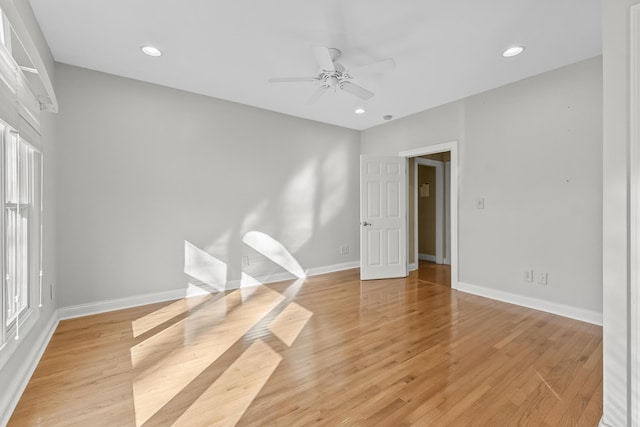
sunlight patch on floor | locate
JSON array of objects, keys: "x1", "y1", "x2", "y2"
[
  {"x1": 268, "y1": 301, "x2": 313, "y2": 347},
  {"x1": 240, "y1": 271, "x2": 262, "y2": 288},
  {"x1": 173, "y1": 340, "x2": 282, "y2": 427},
  {"x1": 281, "y1": 277, "x2": 306, "y2": 299},
  {"x1": 130, "y1": 286, "x2": 284, "y2": 426},
  {"x1": 240, "y1": 278, "x2": 262, "y2": 302},
  {"x1": 132, "y1": 293, "x2": 209, "y2": 338}
]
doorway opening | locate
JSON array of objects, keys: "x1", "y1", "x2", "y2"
[
  {"x1": 415, "y1": 154, "x2": 451, "y2": 287},
  {"x1": 399, "y1": 141, "x2": 458, "y2": 289}
]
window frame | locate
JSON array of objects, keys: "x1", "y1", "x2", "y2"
[{"x1": 0, "y1": 121, "x2": 42, "y2": 363}]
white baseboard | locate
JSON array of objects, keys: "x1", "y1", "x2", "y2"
[
  {"x1": 598, "y1": 418, "x2": 611, "y2": 427},
  {"x1": 408, "y1": 262, "x2": 418, "y2": 272},
  {"x1": 419, "y1": 253, "x2": 436, "y2": 262},
  {"x1": 306, "y1": 261, "x2": 359, "y2": 276},
  {"x1": 59, "y1": 288, "x2": 190, "y2": 320},
  {"x1": 0, "y1": 310, "x2": 59, "y2": 427},
  {"x1": 59, "y1": 261, "x2": 361, "y2": 320},
  {"x1": 456, "y1": 281, "x2": 602, "y2": 326}
]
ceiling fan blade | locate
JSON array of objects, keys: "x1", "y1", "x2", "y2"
[
  {"x1": 351, "y1": 58, "x2": 396, "y2": 75},
  {"x1": 341, "y1": 81, "x2": 374, "y2": 100},
  {"x1": 268, "y1": 77, "x2": 318, "y2": 83},
  {"x1": 307, "y1": 86, "x2": 329, "y2": 104},
  {"x1": 312, "y1": 46, "x2": 336, "y2": 72}
]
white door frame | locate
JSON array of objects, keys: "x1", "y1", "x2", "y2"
[
  {"x1": 399, "y1": 141, "x2": 458, "y2": 289},
  {"x1": 630, "y1": 5, "x2": 640, "y2": 425},
  {"x1": 445, "y1": 161, "x2": 451, "y2": 265},
  {"x1": 415, "y1": 158, "x2": 444, "y2": 264}
]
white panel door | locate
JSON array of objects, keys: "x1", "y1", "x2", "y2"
[{"x1": 360, "y1": 156, "x2": 407, "y2": 280}]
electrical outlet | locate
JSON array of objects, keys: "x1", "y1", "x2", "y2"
[
  {"x1": 537, "y1": 272, "x2": 548, "y2": 285},
  {"x1": 340, "y1": 245, "x2": 349, "y2": 255},
  {"x1": 476, "y1": 197, "x2": 485, "y2": 209},
  {"x1": 241, "y1": 256, "x2": 250, "y2": 267},
  {"x1": 523, "y1": 269, "x2": 533, "y2": 282}
]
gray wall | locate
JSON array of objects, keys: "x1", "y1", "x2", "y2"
[
  {"x1": 362, "y1": 56, "x2": 603, "y2": 315},
  {"x1": 602, "y1": 1, "x2": 639, "y2": 426},
  {"x1": 0, "y1": 0, "x2": 58, "y2": 419},
  {"x1": 54, "y1": 63, "x2": 360, "y2": 307}
]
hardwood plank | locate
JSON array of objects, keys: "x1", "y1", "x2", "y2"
[{"x1": 9, "y1": 265, "x2": 602, "y2": 426}]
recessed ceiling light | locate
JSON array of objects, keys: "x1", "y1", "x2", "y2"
[
  {"x1": 354, "y1": 108, "x2": 366, "y2": 114},
  {"x1": 502, "y1": 46, "x2": 524, "y2": 58},
  {"x1": 141, "y1": 46, "x2": 162, "y2": 57}
]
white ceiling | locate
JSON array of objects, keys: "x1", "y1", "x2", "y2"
[{"x1": 28, "y1": 0, "x2": 601, "y2": 130}]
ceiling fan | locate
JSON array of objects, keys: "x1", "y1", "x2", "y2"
[{"x1": 268, "y1": 46, "x2": 395, "y2": 104}]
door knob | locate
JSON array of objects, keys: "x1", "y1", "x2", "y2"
[{"x1": 362, "y1": 221, "x2": 371, "y2": 226}]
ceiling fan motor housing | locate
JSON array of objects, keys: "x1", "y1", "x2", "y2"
[
  {"x1": 268, "y1": 46, "x2": 382, "y2": 102},
  {"x1": 320, "y1": 63, "x2": 352, "y2": 88}
]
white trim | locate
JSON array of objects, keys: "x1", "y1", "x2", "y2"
[
  {"x1": 456, "y1": 281, "x2": 602, "y2": 326},
  {"x1": 415, "y1": 158, "x2": 444, "y2": 264},
  {"x1": 306, "y1": 261, "x2": 359, "y2": 276},
  {"x1": 0, "y1": 0, "x2": 57, "y2": 112},
  {"x1": 400, "y1": 140, "x2": 459, "y2": 289},
  {"x1": 399, "y1": 142, "x2": 454, "y2": 158},
  {"x1": 0, "y1": 309, "x2": 59, "y2": 427},
  {"x1": 59, "y1": 261, "x2": 361, "y2": 320},
  {"x1": 243, "y1": 262, "x2": 359, "y2": 286},
  {"x1": 0, "y1": 308, "x2": 38, "y2": 369},
  {"x1": 408, "y1": 262, "x2": 418, "y2": 272},
  {"x1": 630, "y1": 5, "x2": 640, "y2": 425},
  {"x1": 598, "y1": 419, "x2": 612, "y2": 427},
  {"x1": 419, "y1": 253, "x2": 436, "y2": 262},
  {"x1": 445, "y1": 161, "x2": 451, "y2": 265},
  {"x1": 58, "y1": 288, "x2": 190, "y2": 320}
]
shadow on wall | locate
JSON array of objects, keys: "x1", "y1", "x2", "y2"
[{"x1": 183, "y1": 143, "x2": 353, "y2": 290}]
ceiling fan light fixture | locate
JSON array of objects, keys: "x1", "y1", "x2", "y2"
[
  {"x1": 141, "y1": 46, "x2": 162, "y2": 57},
  {"x1": 354, "y1": 108, "x2": 366, "y2": 114},
  {"x1": 268, "y1": 46, "x2": 391, "y2": 104},
  {"x1": 502, "y1": 46, "x2": 524, "y2": 57}
]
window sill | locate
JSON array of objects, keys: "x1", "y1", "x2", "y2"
[{"x1": 0, "y1": 307, "x2": 38, "y2": 370}]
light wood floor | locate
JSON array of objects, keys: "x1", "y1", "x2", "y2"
[
  {"x1": 417, "y1": 260, "x2": 451, "y2": 287},
  {"x1": 10, "y1": 267, "x2": 602, "y2": 426}
]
